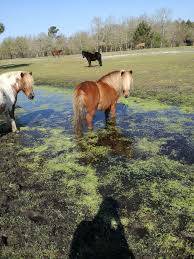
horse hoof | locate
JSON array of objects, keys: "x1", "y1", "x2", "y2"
[{"x1": 12, "y1": 129, "x2": 19, "y2": 133}]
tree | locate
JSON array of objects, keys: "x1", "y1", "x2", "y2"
[
  {"x1": 133, "y1": 21, "x2": 154, "y2": 48},
  {"x1": 1, "y1": 14, "x2": 194, "y2": 60},
  {"x1": 184, "y1": 20, "x2": 194, "y2": 45},
  {"x1": 0, "y1": 38, "x2": 16, "y2": 59},
  {"x1": 186, "y1": 19, "x2": 192, "y2": 27},
  {"x1": 171, "y1": 19, "x2": 194, "y2": 46},
  {"x1": 15, "y1": 37, "x2": 29, "y2": 58},
  {"x1": 151, "y1": 32, "x2": 162, "y2": 48},
  {"x1": 69, "y1": 31, "x2": 94, "y2": 52},
  {"x1": 48, "y1": 26, "x2": 59, "y2": 38},
  {"x1": 91, "y1": 17, "x2": 105, "y2": 51},
  {"x1": 34, "y1": 33, "x2": 54, "y2": 56},
  {"x1": 154, "y1": 8, "x2": 171, "y2": 47},
  {"x1": 0, "y1": 23, "x2": 5, "y2": 34}
]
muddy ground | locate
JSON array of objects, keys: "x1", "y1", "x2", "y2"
[{"x1": 0, "y1": 86, "x2": 194, "y2": 258}]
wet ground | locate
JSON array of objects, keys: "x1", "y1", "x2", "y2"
[{"x1": 0, "y1": 86, "x2": 194, "y2": 258}]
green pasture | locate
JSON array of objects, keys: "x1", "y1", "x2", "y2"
[{"x1": 0, "y1": 47, "x2": 194, "y2": 111}]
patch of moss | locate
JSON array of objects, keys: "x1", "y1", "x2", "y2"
[
  {"x1": 180, "y1": 105, "x2": 194, "y2": 113},
  {"x1": 20, "y1": 128, "x2": 102, "y2": 214},
  {"x1": 165, "y1": 122, "x2": 184, "y2": 133},
  {"x1": 134, "y1": 137, "x2": 165, "y2": 157},
  {"x1": 121, "y1": 96, "x2": 170, "y2": 111},
  {"x1": 99, "y1": 155, "x2": 194, "y2": 256},
  {"x1": 1, "y1": 83, "x2": 194, "y2": 257}
]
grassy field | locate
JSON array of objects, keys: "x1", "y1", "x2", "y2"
[{"x1": 0, "y1": 47, "x2": 194, "y2": 111}]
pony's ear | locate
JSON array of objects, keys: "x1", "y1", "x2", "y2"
[
  {"x1": 20, "y1": 72, "x2": 24, "y2": 78},
  {"x1": 29, "y1": 72, "x2": 32, "y2": 75},
  {"x1": 129, "y1": 70, "x2": 133, "y2": 74},
  {"x1": 121, "y1": 70, "x2": 125, "y2": 76}
]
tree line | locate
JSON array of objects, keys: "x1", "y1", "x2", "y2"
[{"x1": 0, "y1": 8, "x2": 194, "y2": 59}]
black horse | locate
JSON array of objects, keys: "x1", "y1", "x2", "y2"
[{"x1": 82, "y1": 51, "x2": 102, "y2": 67}]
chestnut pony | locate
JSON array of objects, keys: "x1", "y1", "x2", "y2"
[
  {"x1": 73, "y1": 70, "x2": 133, "y2": 132},
  {"x1": 51, "y1": 49, "x2": 63, "y2": 57},
  {"x1": 0, "y1": 71, "x2": 34, "y2": 132}
]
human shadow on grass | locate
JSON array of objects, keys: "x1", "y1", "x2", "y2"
[
  {"x1": 69, "y1": 197, "x2": 134, "y2": 259},
  {"x1": 0, "y1": 63, "x2": 30, "y2": 69}
]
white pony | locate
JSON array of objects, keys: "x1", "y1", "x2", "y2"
[{"x1": 0, "y1": 71, "x2": 34, "y2": 132}]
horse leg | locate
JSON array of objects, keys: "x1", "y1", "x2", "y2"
[
  {"x1": 110, "y1": 103, "x2": 116, "y2": 119},
  {"x1": 88, "y1": 59, "x2": 91, "y2": 67},
  {"x1": 6, "y1": 105, "x2": 18, "y2": 132},
  {"x1": 99, "y1": 57, "x2": 102, "y2": 66},
  {"x1": 105, "y1": 107, "x2": 111, "y2": 122},
  {"x1": 86, "y1": 110, "x2": 95, "y2": 130},
  {"x1": 105, "y1": 104, "x2": 116, "y2": 127}
]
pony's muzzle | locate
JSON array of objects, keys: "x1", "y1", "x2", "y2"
[{"x1": 28, "y1": 93, "x2": 35, "y2": 100}]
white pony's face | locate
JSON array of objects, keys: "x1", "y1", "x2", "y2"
[
  {"x1": 20, "y1": 72, "x2": 35, "y2": 100},
  {"x1": 121, "y1": 70, "x2": 133, "y2": 98}
]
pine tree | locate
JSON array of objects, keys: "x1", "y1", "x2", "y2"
[{"x1": 133, "y1": 21, "x2": 153, "y2": 48}]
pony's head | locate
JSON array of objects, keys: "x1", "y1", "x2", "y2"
[
  {"x1": 121, "y1": 70, "x2": 133, "y2": 98},
  {"x1": 20, "y1": 72, "x2": 34, "y2": 100},
  {"x1": 82, "y1": 51, "x2": 86, "y2": 58}
]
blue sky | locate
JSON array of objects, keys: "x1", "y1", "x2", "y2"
[{"x1": 0, "y1": 0, "x2": 193, "y2": 40}]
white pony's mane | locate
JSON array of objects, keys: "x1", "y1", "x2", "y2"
[
  {"x1": 0, "y1": 71, "x2": 24, "y2": 89},
  {"x1": 0, "y1": 71, "x2": 28, "y2": 105}
]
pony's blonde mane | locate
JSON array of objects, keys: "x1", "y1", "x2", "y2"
[
  {"x1": 98, "y1": 70, "x2": 126, "y2": 95},
  {"x1": 0, "y1": 71, "x2": 33, "y2": 98},
  {"x1": 0, "y1": 71, "x2": 31, "y2": 88}
]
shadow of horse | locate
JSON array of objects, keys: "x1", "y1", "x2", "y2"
[
  {"x1": 0, "y1": 109, "x2": 55, "y2": 136},
  {"x1": 75, "y1": 112, "x2": 133, "y2": 159},
  {"x1": 0, "y1": 64, "x2": 30, "y2": 69},
  {"x1": 69, "y1": 197, "x2": 135, "y2": 259},
  {"x1": 84, "y1": 64, "x2": 99, "y2": 68},
  {"x1": 97, "y1": 121, "x2": 133, "y2": 158},
  {"x1": 17, "y1": 109, "x2": 55, "y2": 126}
]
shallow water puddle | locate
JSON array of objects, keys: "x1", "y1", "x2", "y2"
[
  {"x1": 0, "y1": 86, "x2": 193, "y2": 257},
  {"x1": 10, "y1": 86, "x2": 194, "y2": 162}
]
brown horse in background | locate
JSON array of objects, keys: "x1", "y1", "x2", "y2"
[
  {"x1": 73, "y1": 70, "x2": 133, "y2": 133},
  {"x1": 51, "y1": 49, "x2": 63, "y2": 57},
  {"x1": 135, "y1": 43, "x2": 145, "y2": 49}
]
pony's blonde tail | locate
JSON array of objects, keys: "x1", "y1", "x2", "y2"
[{"x1": 73, "y1": 90, "x2": 85, "y2": 134}]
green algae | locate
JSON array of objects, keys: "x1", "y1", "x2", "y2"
[
  {"x1": 1, "y1": 85, "x2": 194, "y2": 257},
  {"x1": 180, "y1": 105, "x2": 194, "y2": 113},
  {"x1": 121, "y1": 96, "x2": 170, "y2": 111},
  {"x1": 1, "y1": 124, "x2": 194, "y2": 257},
  {"x1": 134, "y1": 137, "x2": 166, "y2": 157},
  {"x1": 19, "y1": 128, "x2": 102, "y2": 215},
  {"x1": 99, "y1": 156, "x2": 194, "y2": 256},
  {"x1": 121, "y1": 94, "x2": 194, "y2": 114}
]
